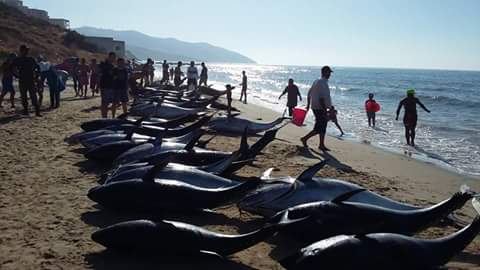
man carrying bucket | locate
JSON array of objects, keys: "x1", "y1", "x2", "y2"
[
  {"x1": 279, "y1": 78, "x2": 302, "y2": 116},
  {"x1": 300, "y1": 66, "x2": 333, "y2": 151}
]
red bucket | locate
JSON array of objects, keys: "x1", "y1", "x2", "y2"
[{"x1": 292, "y1": 107, "x2": 307, "y2": 126}]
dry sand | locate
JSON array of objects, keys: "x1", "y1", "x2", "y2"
[{"x1": 0, "y1": 88, "x2": 479, "y2": 270}]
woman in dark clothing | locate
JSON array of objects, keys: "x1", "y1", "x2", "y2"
[
  {"x1": 279, "y1": 78, "x2": 302, "y2": 116},
  {"x1": 396, "y1": 89, "x2": 430, "y2": 146},
  {"x1": 0, "y1": 53, "x2": 17, "y2": 109}
]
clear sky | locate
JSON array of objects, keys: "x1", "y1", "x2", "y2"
[{"x1": 23, "y1": 0, "x2": 480, "y2": 70}]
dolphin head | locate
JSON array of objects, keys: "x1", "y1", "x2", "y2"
[{"x1": 91, "y1": 220, "x2": 158, "y2": 250}]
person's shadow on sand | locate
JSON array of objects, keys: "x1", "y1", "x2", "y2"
[
  {"x1": 311, "y1": 149, "x2": 356, "y2": 173},
  {"x1": 84, "y1": 250, "x2": 258, "y2": 270}
]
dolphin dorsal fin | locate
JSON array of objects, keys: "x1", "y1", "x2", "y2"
[
  {"x1": 125, "y1": 129, "x2": 135, "y2": 140},
  {"x1": 184, "y1": 130, "x2": 206, "y2": 151},
  {"x1": 332, "y1": 189, "x2": 366, "y2": 204},
  {"x1": 134, "y1": 117, "x2": 146, "y2": 127},
  {"x1": 261, "y1": 168, "x2": 274, "y2": 180},
  {"x1": 142, "y1": 157, "x2": 173, "y2": 182},
  {"x1": 297, "y1": 160, "x2": 328, "y2": 182},
  {"x1": 240, "y1": 127, "x2": 249, "y2": 154}
]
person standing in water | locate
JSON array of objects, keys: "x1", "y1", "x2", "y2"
[
  {"x1": 199, "y1": 62, "x2": 208, "y2": 86},
  {"x1": 278, "y1": 78, "x2": 302, "y2": 116},
  {"x1": 329, "y1": 106, "x2": 344, "y2": 136},
  {"x1": 239, "y1": 70, "x2": 247, "y2": 104},
  {"x1": 11, "y1": 45, "x2": 41, "y2": 116},
  {"x1": 300, "y1": 66, "x2": 334, "y2": 151},
  {"x1": 0, "y1": 53, "x2": 17, "y2": 109},
  {"x1": 187, "y1": 61, "x2": 198, "y2": 89},
  {"x1": 365, "y1": 93, "x2": 378, "y2": 127},
  {"x1": 162, "y1": 60, "x2": 169, "y2": 83},
  {"x1": 396, "y1": 88, "x2": 430, "y2": 147}
]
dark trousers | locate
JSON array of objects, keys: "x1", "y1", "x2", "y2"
[
  {"x1": 287, "y1": 106, "x2": 295, "y2": 116},
  {"x1": 50, "y1": 89, "x2": 60, "y2": 108},
  {"x1": 187, "y1": 78, "x2": 197, "y2": 89},
  {"x1": 19, "y1": 81, "x2": 39, "y2": 113}
]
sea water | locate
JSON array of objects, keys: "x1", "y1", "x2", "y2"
[{"x1": 155, "y1": 64, "x2": 480, "y2": 177}]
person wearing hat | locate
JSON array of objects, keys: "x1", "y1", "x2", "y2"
[
  {"x1": 0, "y1": 53, "x2": 17, "y2": 109},
  {"x1": 11, "y1": 45, "x2": 41, "y2": 116},
  {"x1": 396, "y1": 88, "x2": 430, "y2": 146},
  {"x1": 301, "y1": 65, "x2": 334, "y2": 151}
]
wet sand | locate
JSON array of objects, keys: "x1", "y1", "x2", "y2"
[{"x1": 0, "y1": 88, "x2": 479, "y2": 270}]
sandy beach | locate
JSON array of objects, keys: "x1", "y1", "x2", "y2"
[{"x1": 0, "y1": 87, "x2": 479, "y2": 270}]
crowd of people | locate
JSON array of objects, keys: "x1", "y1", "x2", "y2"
[{"x1": 0, "y1": 46, "x2": 430, "y2": 148}]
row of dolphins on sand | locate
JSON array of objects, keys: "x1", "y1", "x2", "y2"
[{"x1": 68, "y1": 84, "x2": 480, "y2": 269}]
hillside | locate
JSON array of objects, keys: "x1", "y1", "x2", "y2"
[
  {"x1": 0, "y1": 3, "x2": 104, "y2": 63},
  {"x1": 75, "y1": 26, "x2": 256, "y2": 63}
]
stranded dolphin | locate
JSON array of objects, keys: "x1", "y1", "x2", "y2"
[
  {"x1": 238, "y1": 161, "x2": 420, "y2": 217},
  {"x1": 271, "y1": 188, "x2": 473, "y2": 242}
]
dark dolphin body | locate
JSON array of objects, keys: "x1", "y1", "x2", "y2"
[
  {"x1": 92, "y1": 219, "x2": 276, "y2": 256},
  {"x1": 280, "y1": 216, "x2": 480, "y2": 270},
  {"x1": 208, "y1": 115, "x2": 290, "y2": 135},
  {"x1": 87, "y1": 177, "x2": 262, "y2": 211},
  {"x1": 238, "y1": 161, "x2": 419, "y2": 217},
  {"x1": 271, "y1": 190, "x2": 472, "y2": 242},
  {"x1": 103, "y1": 152, "x2": 242, "y2": 186}
]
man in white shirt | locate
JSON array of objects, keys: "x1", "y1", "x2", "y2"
[
  {"x1": 187, "y1": 61, "x2": 199, "y2": 89},
  {"x1": 301, "y1": 66, "x2": 333, "y2": 151}
]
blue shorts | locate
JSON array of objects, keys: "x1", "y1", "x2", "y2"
[
  {"x1": 1, "y1": 78, "x2": 14, "y2": 93},
  {"x1": 101, "y1": 88, "x2": 114, "y2": 105}
]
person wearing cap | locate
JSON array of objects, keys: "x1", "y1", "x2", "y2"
[
  {"x1": 11, "y1": 45, "x2": 41, "y2": 116},
  {"x1": 0, "y1": 53, "x2": 17, "y2": 109},
  {"x1": 279, "y1": 78, "x2": 302, "y2": 116},
  {"x1": 187, "y1": 61, "x2": 199, "y2": 89},
  {"x1": 365, "y1": 93, "x2": 378, "y2": 127},
  {"x1": 396, "y1": 88, "x2": 431, "y2": 146},
  {"x1": 300, "y1": 65, "x2": 334, "y2": 151},
  {"x1": 225, "y1": 84, "x2": 235, "y2": 117}
]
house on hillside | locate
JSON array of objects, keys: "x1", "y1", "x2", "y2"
[
  {"x1": 84, "y1": 36, "x2": 125, "y2": 57},
  {"x1": 22, "y1": 8, "x2": 49, "y2": 20},
  {"x1": 49, "y1": 18, "x2": 70, "y2": 29},
  {"x1": 0, "y1": 0, "x2": 22, "y2": 8}
]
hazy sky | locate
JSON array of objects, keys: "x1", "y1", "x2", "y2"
[{"x1": 23, "y1": 0, "x2": 480, "y2": 70}]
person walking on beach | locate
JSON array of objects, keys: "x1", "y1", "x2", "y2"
[
  {"x1": 162, "y1": 60, "x2": 169, "y2": 83},
  {"x1": 89, "y1": 58, "x2": 99, "y2": 96},
  {"x1": 44, "y1": 66, "x2": 62, "y2": 109},
  {"x1": 187, "y1": 61, "x2": 198, "y2": 89},
  {"x1": 329, "y1": 106, "x2": 345, "y2": 136},
  {"x1": 113, "y1": 58, "x2": 129, "y2": 117},
  {"x1": 99, "y1": 52, "x2": 116, "y2": 118},
  {"x1": 396, "y1": 88, "x2": 430, "y2": 147},
  {"x1": 11, "y1": 45, "x2": 41, "y2": 116},
  {"x1": 239, "y1": 70, "x2": 247, "y2": 104},
  {"x1": 225, "y1": 84, "x2": 235, "y2": 117},
  {"x1": 199, "y1": 62, "x2": 208, "y2": 87},
  {"x1": 174, "y1": 61, "x2": 184, "y2": 88},
  {"x1": 0, "y1": 53, "x2": 17, "y2": 109},
  {"x1": 300, "y1": 66, "x2": 334, "y2": 151},
  {"x1": 72, "y1": 58, "x2": 80, "y2": 96},
  {"x1": 278, "y1": 78, "x2": 302, "y2": 116},
  {"x1": 365, "y1": 93, "x2": 378, "y2": 127},
  {"x1": 78, "y1": 58, "x2": 91, "y2": 98}
]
